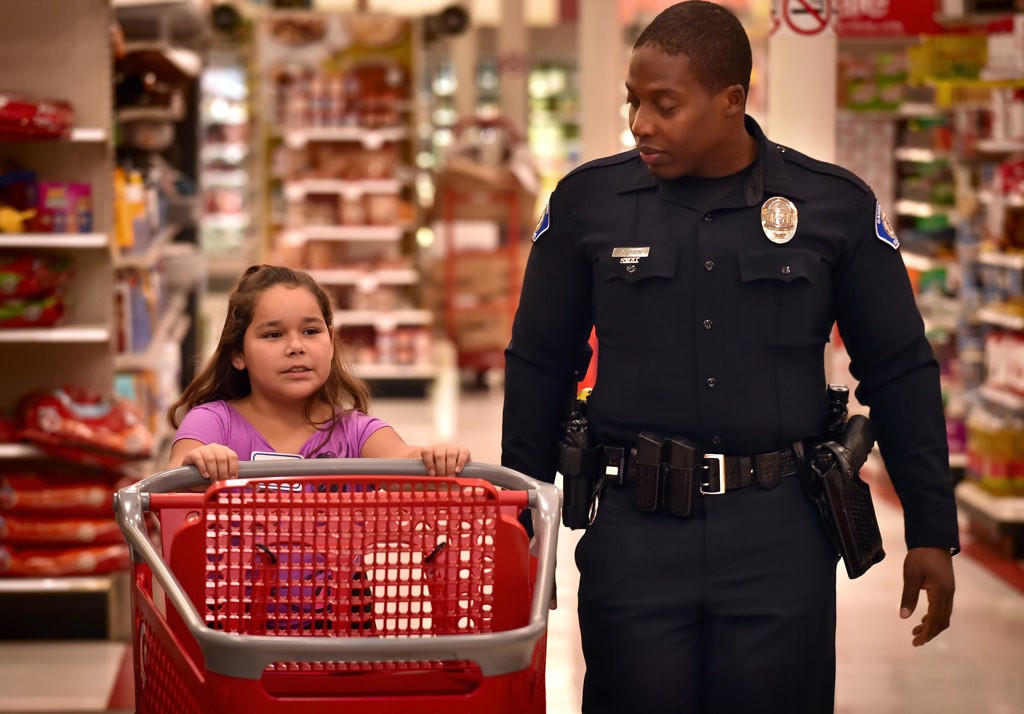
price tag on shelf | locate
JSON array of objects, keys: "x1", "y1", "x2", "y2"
[
  {"x1": 356, "y1": 274, "x2": 379, "y2": 293},
  {"x1": 375, "y1": 314, "x2": 399, "y2": 333}
]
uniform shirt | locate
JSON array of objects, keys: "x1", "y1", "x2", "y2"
[
  {"x1": 502, "y1": 116, "x2": 959, "y2": 552},
  {"x1": 174, "y1": 400, "x2": 389, "y2": 459}
]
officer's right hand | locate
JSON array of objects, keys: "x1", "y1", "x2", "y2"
[{"x1": 899, "y1": 546, "x2": 955, "y2": 647}]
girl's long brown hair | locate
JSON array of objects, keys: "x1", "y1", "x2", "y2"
[{"x1": 168, "y1": 264, "x2": 371, "y2": 431}]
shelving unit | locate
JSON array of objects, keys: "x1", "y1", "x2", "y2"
[
  {"x1": 0, "y1": 0, "x2": 129, "y2": 637},
  {"x1": 257, "y1": 11, "x2": 435, "y2": 393}
]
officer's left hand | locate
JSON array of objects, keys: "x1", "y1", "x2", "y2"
[{"x1": 899, "y1": 546, "x2": 954, "y2": 647}]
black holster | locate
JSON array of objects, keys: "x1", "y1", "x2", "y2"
[
  {"x1": 560, "y1": 442, "x2": 598, "y2": 529},
  {"x1": 795, "y1": 415, "x2": 885, "y2": 579}
]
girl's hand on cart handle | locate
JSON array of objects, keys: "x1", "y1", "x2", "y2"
[
  {"x1": 169, "y1": 440, "x2": 240, "y2": 482},
  {"x1": 420, "y1": 444, "x2": 471, "y2": 477}
]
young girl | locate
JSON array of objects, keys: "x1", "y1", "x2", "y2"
[{"x1": 167, "y1": 264, "x2": 469, "y2": 481}]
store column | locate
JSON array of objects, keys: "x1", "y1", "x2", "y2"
[
  {"x1": 578, "y1": 0, "x2": 625, "y2": 162},
  {"x1": 766, "y1": 1, "x2": 837, "y2": 162},
  {"x1": 450, "y1": 26, "x2": 478, "y2": 121},
  {"x1": 498, "y1": 0, "x2": 528, "y2": 134}
]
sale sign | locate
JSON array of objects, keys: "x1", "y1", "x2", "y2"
[{"x1": 836, "y1": 0, "x2": 946, "y2": 37}]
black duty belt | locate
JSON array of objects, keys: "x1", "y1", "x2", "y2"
[{"x1": 615, "y1": 446, "x2": 800, "y2": 494}]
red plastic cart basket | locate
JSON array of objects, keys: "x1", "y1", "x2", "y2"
[{"x1": 114, "y1": 459, "x2": 560, "y2": 713}]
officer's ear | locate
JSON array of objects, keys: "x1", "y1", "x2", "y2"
[{"x1": 720, "y1": 84, "x2": 746, "y2": 118}]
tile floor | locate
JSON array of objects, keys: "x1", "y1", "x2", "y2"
[{"x1": 0, "y1": 363, "x2": 1021, "y2": 713}]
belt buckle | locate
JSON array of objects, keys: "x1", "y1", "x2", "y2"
[{"x1": 700, "y1": 453, "x2": 726, "y2": 495}]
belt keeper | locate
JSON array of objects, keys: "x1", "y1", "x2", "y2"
[{"x1": 601, "y1": 446, "x2": 626, "y2": 486}]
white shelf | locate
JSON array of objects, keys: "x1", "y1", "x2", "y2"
[
  {"x1": 284, "y1": 126, "x2": 408, "y2": 149},
  {"x1": 0, "y1": 326, "x2": 110, "y2": 343},
  {"x1": 285, "y1": 179, "x2": 402, "y2": 201},
  {"x1": 117, "y1": 106, "x2": 184, "y2": 123},
  {"x1": 201, "y1": 142, "x2": 249, "y2": 163},
  {"x1": 69, "y1": 128, "x2": 107, "y2": 142},
  {"x1": 976, "y1": 307, "x2": 1024, "y2": 332},
  {"x1": 956, "y1": 480, "x2": 1024, "y2": 524},
  {"x1": 307, "y1": 268, "x2": 418, "y2": 285},
  {"x1": 354, "y1": 363, "x2": 435, "y2": 380},
  {"x1": 976, "y1": 251, "x2": 1024, "y2": 270},
  {"x1": 0, "y1": 443, "x2": 44, "y2": 459},
  {"x1": 202, "y1": 214, "x2": 250, "y2": 230},
  {"x1": 335, "y1": 309, "x2": 432, "y2": 328},
  {"x1": 976, "y1": 190, "x2": 1024, "y2": 208},
  {"x1": 949, "y1": 452, "x2": 967, "y2": 469},
  {"x1": 902, "y1": 251, "x2": 948, "y2": 272},
  {"x1": 0, "y1": 575, "x2": 115, "y2": 594},
  {"x1": 0, "y1": 233, "x2": 106, "y2": 249},
  {"x1": 979, "y1": 385, "x2": 1024, "y2": 412},
  {"x1": 894, "y1": 147, "x2": 950, "y2": 163},
  {"x1": 115, "y1": 293, "x2": 189, "y2": 371},
  {"x1": 114, "y1": 223, "x2": 179, "y2": 269},
  {"x1": 976, "y1": 138, "x2": 1024, "y2": 154},
  {"x1": 298, "y1": 225, "x2": 405, "y2": 242},
  {"x1": 202, "y1": 169, "x2": 248, "y2": 188},
  {"x1": 894, "y1": 199, "x2": 952, "y2": 219}
]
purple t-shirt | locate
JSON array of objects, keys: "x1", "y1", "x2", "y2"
[{"x1": 173, "y1": 401, "x2": 389, "y2": 459}]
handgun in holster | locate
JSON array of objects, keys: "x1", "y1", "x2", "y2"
[{"x1": 794, "y1": 389, "x2": 885, "y2": 579}]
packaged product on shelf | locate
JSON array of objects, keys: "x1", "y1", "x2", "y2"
[
  {"x1": 0, "y1": 470, "x2": 126, "y2": 518},
  {"x1": 19, "y1": 386, "x2": 154, "y2": 468},
  {"x1": 0, "y1": 543, "x2": 130, "y2": 577},
  {"x1": 0, "y1": 253, "x2": 73, "y2": 299},
  {"x1": 0, "y1": 293, "x2": 65, "y2": 328},
  {"x1": 0, "y1": 514, "x2": 123, "y2": 546},
  {"x1": 35, "y1": 182, "x2": 92, "y2": 233},
  {"x1": 0, "y1": 91, "x2": 74, "y2": 141}
]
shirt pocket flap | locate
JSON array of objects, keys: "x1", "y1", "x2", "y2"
[
  {"x1": 739, "y1": 249, "x2": 817, "y2": 285},
  {"x1": 599, "y1": 248, "x2": 677, "y2": 284}
]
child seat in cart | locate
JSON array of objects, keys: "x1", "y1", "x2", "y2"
[{"x1": 114, "y1": 459, "x2": 560, "y2": 714}]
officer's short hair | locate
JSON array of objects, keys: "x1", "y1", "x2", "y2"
[{"x1": 633, "y1": 0, "x2": 752, "y2": 98}]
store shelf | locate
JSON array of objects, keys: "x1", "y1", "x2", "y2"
[
  {"x1": 950, "y1": 452, "x2": 967, "y2": 469},
  {"x1": 956, "y1": 480, "x2": 1024, "y2": 524},
  {"x1": 283, "y1": 126, "x2": 408, "y2": 149},
  {"x1": 977, "y1": 251, "x2": 1024, "y2": 270},
  {"x1": 203, "y1": 214, "x2": 249, "y2": 230},
  {"x1": 117, "y1": 105, "x2": 185, "y2": 124},
  {"x1": 114, "y1": 223, "x2": 179, "y2": 269},
  {"x1": 0, "y1": 233, "x2": 107, "y2": 249},
  {"x1": 902, "y1": 251, "x2": 949, "y2": 272},
  {"x1": 976, "y1": 307, "x2": 1024, "y2": 331},
  {"x1": 335, "y1": 309, "x2": 432, "y2": 327},
  {"x1": 0, "y1": 443, "x2": 44, "y2": 460},
  {"x1": 895, "y1": 199, "x2": 953, "y2": 218},
  {"x1": 353, "y1": 363, "x2": 435, "y2": 380},
  {"x1": 285, "y1": 179, "x2": 403, "y2": 200},
  {"x1": 976, "y1": 138, "x2": 1024, "y2": 154},
  {"x1": 0, "y1": 575, "x2": 115, "y2": 594},
  {"x1": 201, "y1": 142, "x2": 249, "y2": 163},
  {"x1": 894, "y1": 147, "x2": 951, "y2": 163},
  {"x1": 69, "y1": 128, "x2": 107, "y2": 142},
  {"x1": 203, "y1": 169, "x2": 248, "y2": 188},
  {"x1": 977, "y1": 190, "x2": 1024, "y2": 208},
  {"x1": 0, "y1": 326, "x2": 110, "y2": 343},
  {"x1": 307, "y1": 268, "x2": 418, "y2": 285},
  {"x1": 979, "y1": 385, "x2": 1024, "y2": 412},
  {"x1": 297, "y1": 225, "x2": 405, "y2": 242},
  {"x1": 114, "y1": 292, "x2": 189, "y2": 371}
]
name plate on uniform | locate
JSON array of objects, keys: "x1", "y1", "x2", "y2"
[{"x1": 611, "y1": 247, "x2": 650, "y2": 258}]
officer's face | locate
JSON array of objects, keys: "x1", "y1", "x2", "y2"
[{"x1": 626, "y1": 46, "x2": 744, "y2": 179}]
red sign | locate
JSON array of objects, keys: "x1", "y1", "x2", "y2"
[
  {"x1": 782, "y1": 0, "x2": 835, "y2": 36},
  {"x1": 837, "y1": 0, "x2": 946, "y2": 37}
]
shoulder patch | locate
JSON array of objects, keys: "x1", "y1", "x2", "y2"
[
  {"x1": 532, "y1": 201, "x2": 550, "y2": 242},
  {"x1": 778, "y1": 146, "x2": 871, "y2": 195},
  {"x1": 874, "y1": 202, "x2": 899, "y2": 250}
]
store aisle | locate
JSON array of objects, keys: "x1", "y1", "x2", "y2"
[{"x1": 0, "y1": 372, "x2": 1021, "y2": 713}]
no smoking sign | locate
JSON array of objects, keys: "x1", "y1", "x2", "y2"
[{"x1": 773, "y1": 0, "x2": 836, "y2": 36}]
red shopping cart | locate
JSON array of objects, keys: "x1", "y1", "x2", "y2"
[{"x1": 114, "y1": 459, "x2": 560, "y2": 713}]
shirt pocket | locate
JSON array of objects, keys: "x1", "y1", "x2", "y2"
[
  {"x1": 593, "y1": 245, "x2": 681, "y2": 347},
  {"x1": 737, "y1": 249, "x2": 832, "y2": 348}
]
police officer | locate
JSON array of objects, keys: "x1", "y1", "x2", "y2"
[{"x1": 501, "y1": 2, "x2": 958, "y2": 713}]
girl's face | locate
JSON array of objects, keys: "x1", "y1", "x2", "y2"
[{"x1": 232, "y1": 284, "x2": 335, "y2": 405}]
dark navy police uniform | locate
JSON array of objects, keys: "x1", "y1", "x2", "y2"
[{"x1": 502, "y1": 117, "x2": 959, "y2": 714}]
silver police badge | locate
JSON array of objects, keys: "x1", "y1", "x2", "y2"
[{"x1": 761, "y1": 196, "x2": 798, "y2": 244}]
